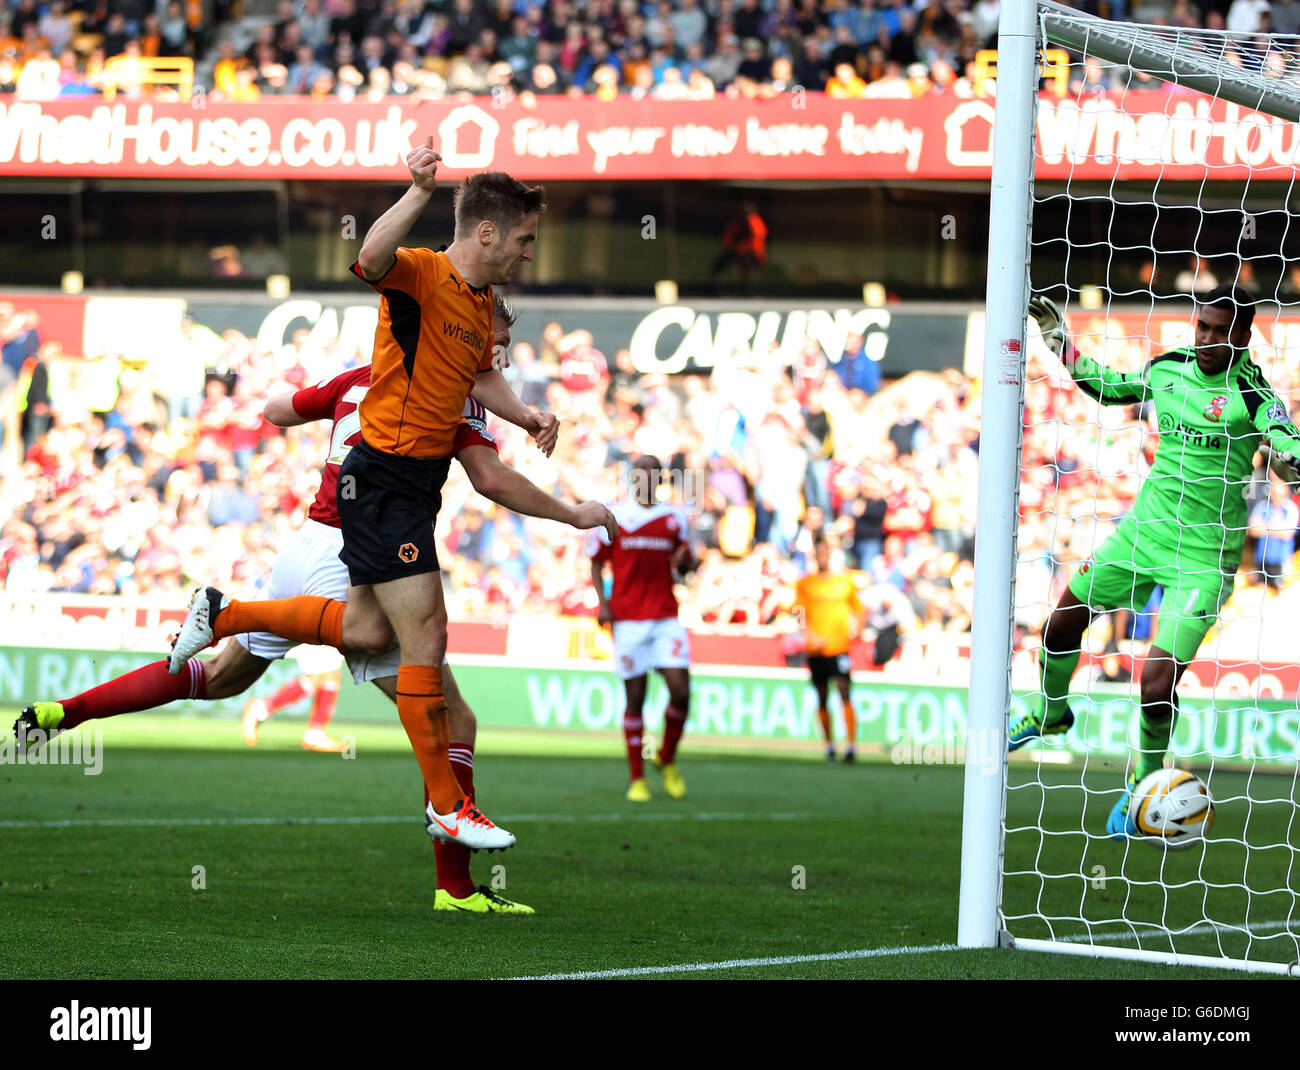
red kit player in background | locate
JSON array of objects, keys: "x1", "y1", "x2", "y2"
[{"x1": 589, "y1": 456, "x2": 694, "y2": 801}]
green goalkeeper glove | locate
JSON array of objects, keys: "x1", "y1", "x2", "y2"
[{"x1": 1028, "y1": 295, "x2": 1078, "y2": 369}]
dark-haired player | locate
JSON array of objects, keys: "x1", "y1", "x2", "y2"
[
  {"x1": 590, "y1": 456, "x2": 694, "y2": 801},
  {"x1": 1011, "y1": 285, "x2": 1300, "y2": 839}
]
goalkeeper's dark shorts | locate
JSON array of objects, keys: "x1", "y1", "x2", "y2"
[{"x1": 1068, "y1": 523, "x2": 1233, "y2": 663}]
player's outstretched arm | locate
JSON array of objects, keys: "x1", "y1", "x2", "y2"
[
  {"x1": 263, "y1": 391, "x2": 310, "y2": 428},
  {"x1": 355, "y1": 136, "x2": 440, "y2": 282},
  {"x1": 458, "y1": 444, "x2": 616, "y2": 538},
  {"x1": 1254, "y1": 392, "x2": 1300, "y2": 484},
  {"x1": 471, "y1": 368, "x2": 559, "y2": 455},
  {"x1": 1030, "y1": 293, "x2": 1148, "y2": 406}
]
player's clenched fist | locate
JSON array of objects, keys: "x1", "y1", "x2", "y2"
[
  {"x1": 408, "y1": 136, "x2": 440, "y2": 191},
  {"x1": 531, "y1": 411, "x2": 559, "y2": 456}
]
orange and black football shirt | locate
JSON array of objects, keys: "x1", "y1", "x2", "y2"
[
  {"x1": 350, "y1": 247, "x2": 495, "y2": 458},
  {"x1": 794, "y1": 572, "x2": 862, "y2": 657}
]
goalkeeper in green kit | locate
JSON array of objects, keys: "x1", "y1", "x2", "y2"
[{"x1": 1010, "y1": 286, "x2": 1300, "y2": 840}]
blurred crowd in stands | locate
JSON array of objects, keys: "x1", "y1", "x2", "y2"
[
  {"x1": 4, "y1": 296, "x2": 1300, "y2": 665},
  {"x1": 3, "y1": 0, "x2": 1291, "y2": 104},
  {"x1": 0, "y1": 296, "x2": 986, "y2": 659}
]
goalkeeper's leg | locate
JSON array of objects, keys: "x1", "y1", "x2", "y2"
[
  {"x1": 1107, "y1": 579, "x2": 1218, "y2": 839},
  {"x1": 1107, "y1": 646, "x2": 1187, "y2": 839},
  {"x1": 1011, "y1": 588, "x2": 1094, "y2": 750}
]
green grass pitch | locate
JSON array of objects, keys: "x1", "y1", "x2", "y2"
[{"x1": 1, "y1": 710, "x2": 1294, "y2": 980}]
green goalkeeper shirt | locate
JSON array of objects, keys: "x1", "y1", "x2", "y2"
[{"x1": 1069, "y1": 346, "x2": 1300, "y2": 567}]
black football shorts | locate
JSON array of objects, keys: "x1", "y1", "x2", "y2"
[
  {"x1": 337, "y1": 438, "x2": 451, "y2": 586},
  {"x1": 807, "y1": 653, "x2": 852, "y2": 688}
]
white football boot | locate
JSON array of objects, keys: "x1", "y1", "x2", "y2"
[
  {"x1": 425, "y1": 799, "x2": 516, "y2": 852},
  {"x1": 169, "y1": 586, "x2": 229, "y2": 674}
]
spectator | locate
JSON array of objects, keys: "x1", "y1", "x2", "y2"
[
  {"x1": 826, "y1": 60, "x2": 868, "y2": 96},
  {"x1": 504, "y1": 342, "x2": 553, "y2": 408},
  {"x1": 17, "y1": 344, "x2": 53, "y2": 455},
  {"x1": 1175, "y1": 255, "x2": 1220, "y2": 293},
  {"x1": 766, "y1": 55, "x2": 798, "y2": 92},
  {"x1": 299, "y1": 0, "x2": 332, "y2": 53},
  {"x1": 37, "y1": 0, "x2": 73, "y2": 55},
  {"x1": 685, "y1": 67, "x2": 716, "y2": 98},
  {"x1": 849, "y1": 477, "x2": 889, "y2": 569},
  {"x1": 207, "y1": 464, "x2": 262, "y2": 527},
  {"x1": 802, "y1": 389, "x2": 834, "y2": 516},
  {"x1": 887, "y1": 399, "x2": 924, "y2": 457},
  {"x1": 671, "y1": 0, "x2": 709, "y2": 48},
  {"x1": 287, "y1": 44, "x2": 324, "y2": 93},
  {"x1": 15, "y1": 46, "x2": 59, "y2": 99},
  {"x1": 160, "y1": 1, "x2": 191, "y2": 54},
  {"x1": 702, "y1": 32, "x2": 742, "y2": 87},
  {"x1": 1227, "y1": 0, "x2": 1272, "y2": 34},
  {"x1": 1249, "y1": 482, "x2": 1299, "y2": 590},
  {"x1": 526, "y1": 62, "x2": 563, "y2": 95},
  {"x1": 241, "y1": 234, "x2": 287, "y2": 278},
  {"x1": 1273, "y1": 0, "x2": 1300, "y2": 33},
  {"x1": 863, "y1": 582, "x2": 913, "y2": 667},
  {"x1": 654, "y1": 64, "x2": 689, "y2": 98},
  {"x1": 828, "y1": 24, "x2": 862, "y2": 70},
  {"x1": 835, "y1": 333, "x2": 881, "y2": 395},
  {"x1": 737, "y1": 37, "x2": 769, "y2": 81},
  {"x1": 499, "y1": 15, "x2": 537, "y2": 72},
  {"x1": 710, "y1": 200, "x2": 768, "y2": 290}
]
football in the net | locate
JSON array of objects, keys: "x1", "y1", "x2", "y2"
[{"x1": 1131, "y1": 768, "x2": 1215, "y2": 851}]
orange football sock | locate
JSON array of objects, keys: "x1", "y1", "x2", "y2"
[
  {"x1": 816, "y1": 706, "x2": 832, "y2": 744},
  {"x1": 396, "y1": 664, "x2": 461, "y2": 813},
  {"x1": 843, "y1": 703, "x2": 857, "y2": 747},
  {"x1": 213, "y1": 597, "x2": 344, "y2": 649}
]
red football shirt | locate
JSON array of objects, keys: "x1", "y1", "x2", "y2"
[
  {"x1": 292, "y1": 368, "x2": 496, "y2": 529},
  {"x1": 587, "y1": 500, "x2": 688, "y2": 621}
]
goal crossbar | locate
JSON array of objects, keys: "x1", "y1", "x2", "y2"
[{"x1": 1039, "y1": 0, "x2": 1300, "y2": 121}]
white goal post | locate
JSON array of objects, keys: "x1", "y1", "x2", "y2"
[{"x1": 959, "y1": 0, "x2": 1300, "y2": 976}]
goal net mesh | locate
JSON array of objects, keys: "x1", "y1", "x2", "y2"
[{"x1": 1003, "y1": 8, "x2": 1300, "y2": 969}]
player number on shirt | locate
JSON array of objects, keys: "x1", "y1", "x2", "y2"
[{"x1": 328, "y1": 408, "x2": 362, "y2": 465}]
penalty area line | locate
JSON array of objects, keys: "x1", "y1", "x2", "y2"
[{"x1": 505, "y1": 943, "x2": 961, "y2": 980}]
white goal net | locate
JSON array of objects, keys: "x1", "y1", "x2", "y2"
[{"x1": 962, "y1": 0, "x2": 1300, "y2": 975}]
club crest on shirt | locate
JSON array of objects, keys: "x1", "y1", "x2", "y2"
[
  {"x1": 1267, "y1": 400, "x2": 1287, "y2": 423},
  {"x1": 1203, "y1": 394, "x2": 1228, "y2": 422}
]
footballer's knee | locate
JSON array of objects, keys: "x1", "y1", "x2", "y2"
[
  {"x1": 446, "y1": 700, "x2": 477, "y2": 745},
  {"x1": 1139, "y1": 663, "x2": 1178, "y2": 715},
  {"x1": 342, "y1": 604, "x2": 395, "y2": 658}
]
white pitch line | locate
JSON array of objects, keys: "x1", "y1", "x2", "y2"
[
  {"x1": 505, "y1": 943, "x2": 961, "y2": 981},
  {"x1": 0, "y1": 811, "x2": 813, "y2": 830}
]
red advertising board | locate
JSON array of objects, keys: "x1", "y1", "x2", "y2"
[{"x1": 1, "y1": 89, "x2": 1295, "y2": 182}]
